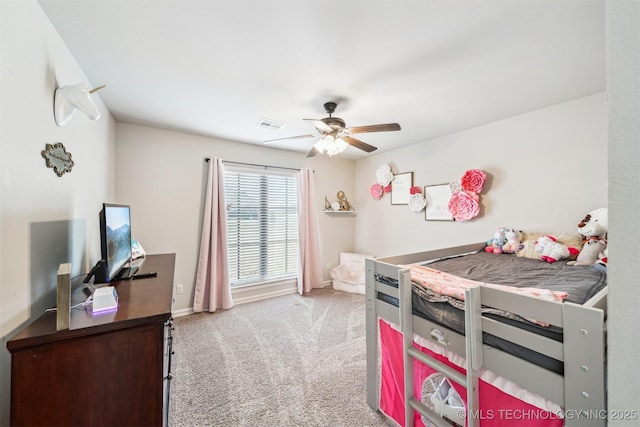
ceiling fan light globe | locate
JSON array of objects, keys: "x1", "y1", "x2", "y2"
[
  {"x1": 335, "y1": 137, "x2": 348, "y2": 152},
  {"x1": 313, "y1": 139, "x2": 326, "y2": 154},
  {"x1": 321, "y1": 135, "x2": 348, "y2": 157}
]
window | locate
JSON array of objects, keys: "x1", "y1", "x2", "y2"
[{"x1": 224, "y1": 166, "x2": 299, "y2": 286}]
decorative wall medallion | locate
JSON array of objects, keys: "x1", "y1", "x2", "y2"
[{"x1": 42, "y1": 142, "x2": 74, "y2": 177}]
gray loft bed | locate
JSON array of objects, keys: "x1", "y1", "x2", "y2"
[{"x1": 365, "y1": 242, "x2": 607, "y2": 427}]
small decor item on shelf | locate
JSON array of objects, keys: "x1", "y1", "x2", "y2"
[
  {"x1": 42, "y1": 142, "x2": 74, "y2": 177},
  {"x1": 325, "y1": 193, "x2": 354, "y2": 212},
  {"x1": 336, "y1": 191, "x2": 353, "y2": 211},
  {"x1": 324, "y1": 196, "x2": 332, "y2": 210}
]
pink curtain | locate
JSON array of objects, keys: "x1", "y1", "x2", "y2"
[
  {"x1": 193, "y1": 157, "x2": 233, "y2": 312},
  {"x1": 297, "y1": 169, "x2": 323, "y2": 294}
]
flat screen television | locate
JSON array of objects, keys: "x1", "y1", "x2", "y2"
[{"x1": 98, "y1": 203, "x2": 133, "y2": 282}]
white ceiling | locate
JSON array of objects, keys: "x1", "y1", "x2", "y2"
[{"x1": 38, "y1": 0, "x2": 605, "y2": 159}]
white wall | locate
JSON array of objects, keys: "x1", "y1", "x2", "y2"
[
  {"x1": 354, "y1": 93, "x2": 607, "y2": 257},
  {"x1": 115, "y1": 123, "x2": 356, "y2": 313},
  {"x1": 606, "y1": 0, "x2": 640, "y2": 419},
  {"x1": 0, "y1": 1, "x2": 116, "y2": 424},
  {"x1": 2, "y1": 1, "x2": 638, "y2": 424}
]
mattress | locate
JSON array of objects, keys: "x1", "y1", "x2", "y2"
[{"x1": 375, "y1": 251, "x2": 607, "y2": 373}]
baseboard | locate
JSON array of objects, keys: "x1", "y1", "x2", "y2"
[
  {"x1": 174, "y1": 279, "x2": 334, "y2": 317},
  {"x1": 172, "y1": 307, "x2": 194, "y2": 318},
  {"x1": 231, "y1": 279, "x2": 298, "y2": 305}
]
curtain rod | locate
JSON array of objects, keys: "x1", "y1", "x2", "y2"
[{"x1": 205, "y1": 158, "x2": 302, "y2": 172}]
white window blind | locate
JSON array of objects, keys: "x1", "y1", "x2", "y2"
[{"x1": 224, "y1": 166, "x2": 299, "y2": 286}]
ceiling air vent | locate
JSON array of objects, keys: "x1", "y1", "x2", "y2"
[{"x1": 256, "y1": 118, "x2": 286, "y2": 131}]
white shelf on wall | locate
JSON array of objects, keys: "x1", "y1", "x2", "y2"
[{"x1": 323, "y1": 210, "x2": 356, "y2": 216}]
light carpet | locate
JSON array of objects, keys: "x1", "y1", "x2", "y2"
[{"x1": 168, "y1": 287, "x2": 396, "y2": 427}]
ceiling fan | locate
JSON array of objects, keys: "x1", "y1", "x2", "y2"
[{"x1": 264, "y1": 102, "x2": 401, "y2": 157}]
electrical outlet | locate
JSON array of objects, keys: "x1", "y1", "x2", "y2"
[
  {"x1": 326, "y1": 262, "x2": 331, "y2": 270},
  {"x1": 176, "y1": 284, "x2": 184, "y2": 294}
]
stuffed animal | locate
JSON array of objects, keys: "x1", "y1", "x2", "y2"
[
  {"x1": 595, "y1": 246, "x2": 608, "y2": 272},
  {"x1": 485, "y1": 227, "x2": 508, "y2": 254},
  {"x1": 567, "y1": 237, "x2": 606, "y2": 266},
  {"x1": 501, "y1": 228, "x2": 524, "y2": 254},
  {"x1": 575, "y1": 208, "x2": 609, "y2": 270},
  {"x1": 535, "y1": 235, "x2": 580, "y2": 263},
  {"x1": 577, "y1": 208, "x2": 608, "y2": 240}
]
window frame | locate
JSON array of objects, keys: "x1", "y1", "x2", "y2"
[{"x1": 223, "y1": 164, "x2": 300, "y2": 287}]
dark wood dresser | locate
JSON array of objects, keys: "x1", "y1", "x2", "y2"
[{"x1": 7, "y1": 253, "x2": 176, "y2": 427}]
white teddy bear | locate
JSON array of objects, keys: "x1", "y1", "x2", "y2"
[
  {"x1": 575, "y1": 208, "x2": 608, "y2": 271},
  {"x1": 577, "y1": 208, "x2": 608, "y2": 239}
]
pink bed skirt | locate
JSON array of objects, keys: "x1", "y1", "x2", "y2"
[{"x1": 379, "y1": 319, "x2": 563, "y2": 427}]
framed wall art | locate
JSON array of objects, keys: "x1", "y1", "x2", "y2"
[
  {"x1": 424, "y1": 184, "x2": 454, "y2": 221},
  {"x1": 391, "y1": 172, "x2": 413, "y2": 205}
]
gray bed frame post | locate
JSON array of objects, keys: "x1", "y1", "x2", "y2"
[
  {"x1": 399, "y1": 268, "x2": 416, "y2": 427},
  {"x1": 562, "y1": 302, "x2": 606, "y2": 427},
  {"x1": 465, "y1": 286, "x2": 482, "y2": 427},
  {"x1": 365, "y1": 257, "x2": 379, "y2": 411}
]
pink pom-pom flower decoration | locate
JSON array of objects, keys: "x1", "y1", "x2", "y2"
[
  {"x1": 460, "y1": 169, "x2": 486, "y2": 194},
  {"x1": 370, "y1": 183, "x2": 384, "y2": 200},
  {"x1": 448, "y1": 190, "x2": 480, "y2": 221},
  {"x1": 409, "y1": 186, "x2": 422, "y2": 195}
]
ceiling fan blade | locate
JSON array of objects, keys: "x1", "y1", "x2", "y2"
[
  {"x1": 306, "y1": 146, "x2": 320, "y2": 158},
  {"x1": 345, "y1": 123, "x2": 401, "y2": 134},
  {"x1": 303, "y1": 119, "x2": 333, "y2": 133},
  {"x1": 342, "y1": 136, "x2": 377, "y2": 153},
  {"x1": 263, "y1": 134, "x2": 316, "y2": 144}
]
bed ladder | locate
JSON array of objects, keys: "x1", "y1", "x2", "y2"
[{"x1": 399, "y1": 268, "x2": 483, "y2": 427}]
